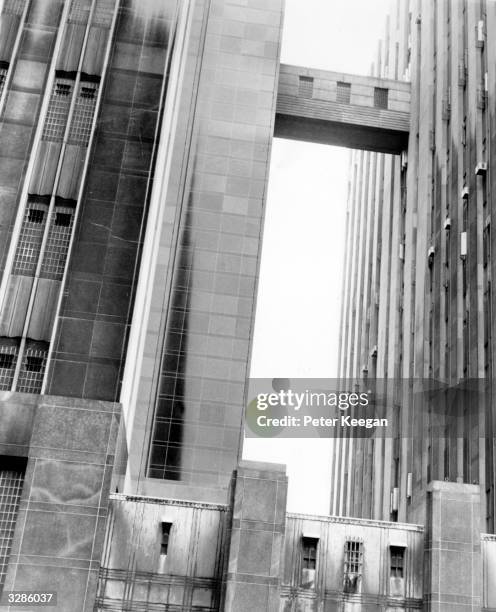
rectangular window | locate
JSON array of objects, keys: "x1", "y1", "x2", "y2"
[
  {"x1": 16, "y1": 342, "x2": 48, "y2": 394},
  {"x1": 374, "y1": 87, "x2": 389, "y2": 109},
  {"x1": 68, "y1": 80, "x2": 98, "y2": 146},
  {"x1": 301, "y1": 536, "x2": 318, "y2": 588},
  {"x1": 336, "y1": 81, "x2": 351, "y2": 104},
  {"x1": 160, "y1": 522, "x2": 172, "y2": 555},
  {"x1": 0, "y1": 456, "x2": 26, "y2": 589},
  {"x1": 302, "y1": 537, "x2": 318, "y2": 570},
  {"x1": 344, "y1": 540, "x2": 363, "y2": 593},
  {"x1": 0, "y1": 63, "x2": 8, "y2": 99},
  {"x1": 390, "y1": 546, "x2": 405, "y2": 578},
  {"x1": 298, "y1": 75, "x2": 314, "y2": 98},
  {"x1": 12, "y1": 198, "x2": 49, "y2": 276},
  {"x1": 0, "y1": 340, "x2": 18, "y2": 391},
  {"x1": 42, "y1": 76, "x2": 74, "y2": 142},
  {"x1": 40, "y1": 200, "x2": 75, "y2": 280}
]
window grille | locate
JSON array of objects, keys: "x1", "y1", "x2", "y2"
[
  {"x1": 374, "y1": 87, "x2": 389, "y2": 109},
  {"x1": 344, "y1": 540, "x2": 363, "y2": 573},
  {"x1": 12, "y1": 199, "x2": 49, "y2": 276},
  {"x1": 302, "y1": 537, "x2": 318, "y2": 570},
  {"x1": 344, "y1": 540, "x2": 363, "y2": 593},
  {"x1": 0, "y1": 64, "x2": 8, "y2": 100},
  {"x1": 298, "y1": 75, "x2": 314, "y2": 98},
  {"x1": 68, "y1": 0, "x2": 91, "y2": 24},
  {"x1": 0, "y1": 341, "x2": 18, "y2": 391},
  {"x1": 160, "y1": 522, "x2": 172, "y2": 555},
  {"x1": 40, "y1": 203, "x2": 75, "y2": 280},
  {"x1": 390, "y1": 546, "x2": 405, "y2": 578},
  {"x1": 92, "y1": 0, "x2": 115, "y2": 27},
  {"x1": 68, "y1": 81, "x2": 98, "y2": 146},
  {"x1": 42, "y1": 78, "x2": 74, "y2": 142},
  {"x1": 336, "y1": 81, "x2": 351, "y2": 104},
  {"x1": 2, "y1": 0, "x2": 27, "y2": 15},
  {"x1": 0, "y1": 457, "x2": 26, "y2": 590},
  {"x1": 16, "y1": 342, "x2": 48, "y2": 394}
]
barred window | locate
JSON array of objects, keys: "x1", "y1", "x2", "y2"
[
  {"x1": 336, "y1": 81, "x2": 351, "y2": 104},
  {"x1": 344, "y1": 540, "x2": 363, "y2": 573},
  {"x1": 344, "y1": 540, "x2": 363, "y2": 593},
  {"x1": 68, "y1": 81, "x2": 98, "y2": 146},
  {"x1": 68, "y1": 0, "x2": 91, "y2": 24},
  {"x1": 298, "y1": 75, "x2": 314, "y2": 98},
  {"x1": 0, "y1": 340, "x2": 18, "y2": 391},
  {"x1": 374, "y1": 87, "x2": 389, "y2": 109},
  {"x1": 390, "y1": 546, "x2": 405, "y2": 578},
  {"x1": 12, "y1": 198, "x2": 49, "y2": 276},
  {"x1": 42, "y1": 77, "x2": 74, "y2": 142},
  {"x1": 2, "y1": 0, "x2": 27, "y2": 15},
  {"x1": 40, "y1": 201, "x2": 75, "y2": 280},
  {"x1": 16, "y1": 342, "x2": 48, "y2": 394},
  {"x1": 92, "y1": 0, "x2": 115, "y2": 27},
  {"x1": 0, "y1": 63, "x2": 8, "y2": 100},
  {"x1": 0, "y1": 456, "x2": 26, "y2": 590}
]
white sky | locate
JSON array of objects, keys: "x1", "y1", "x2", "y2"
[{"x1": 243, "y1": 0, "x2": 392, "y2": 514}]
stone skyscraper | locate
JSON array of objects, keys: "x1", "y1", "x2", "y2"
[{"x1": 336, "y1": 0, "x2": 496, "y2": 535}]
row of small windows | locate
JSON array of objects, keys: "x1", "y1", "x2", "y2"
[
  {"x1": 12, "y1": 196, "x2": 75, "y2": 280},
  {"x1": 297, "y1": 75, "x2": 389, "y2": 109},
  {"x1": 301, "y1": 537, "x2": 405, "y2": 592},
  {"x1": 0, "y1": 340, "x2": 48, "y2": 394},
  {"x1": 152, "y1": 526, "x2": 407, "y2": 590},
  {"x1": 42, "y1": 73, "x2": 99, "y2": 145}
]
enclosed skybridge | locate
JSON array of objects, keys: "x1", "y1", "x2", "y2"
[{"x1": 275, "y1": 64, "x2": 411, "y2": 154}]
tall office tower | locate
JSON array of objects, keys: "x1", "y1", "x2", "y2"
[
  {"x1": 0, "y1": 0, "x2": 287, "y2": 607},
  {"x1": 335, "y1": 0, "x2": 496, "y2": 532}
]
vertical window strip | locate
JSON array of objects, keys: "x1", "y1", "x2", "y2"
[
  {"x1": 68, "y1": 81, "x2": 98, "y2": 146},
  {"x1": 42, "y1": 78, "x2": 74, "y2": 142},
  {"x1": 0, "y1": 341, "x2": 18, "y2": 391},
  {"x1": 40, "y1": 203, "x2": 75, "y2": 280},
  {"x1": 12, "y1": 200, "x2": 49, "y2": 276},
  {"x1": 16, "y1": 342, "x2": 48, "y2": 394},
  {"x1": 68, "y1": 0, "x2": 91, "y2": 24},
  {"x1": 0, "y1": 458, "x2": 26, "y2": 590}
]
